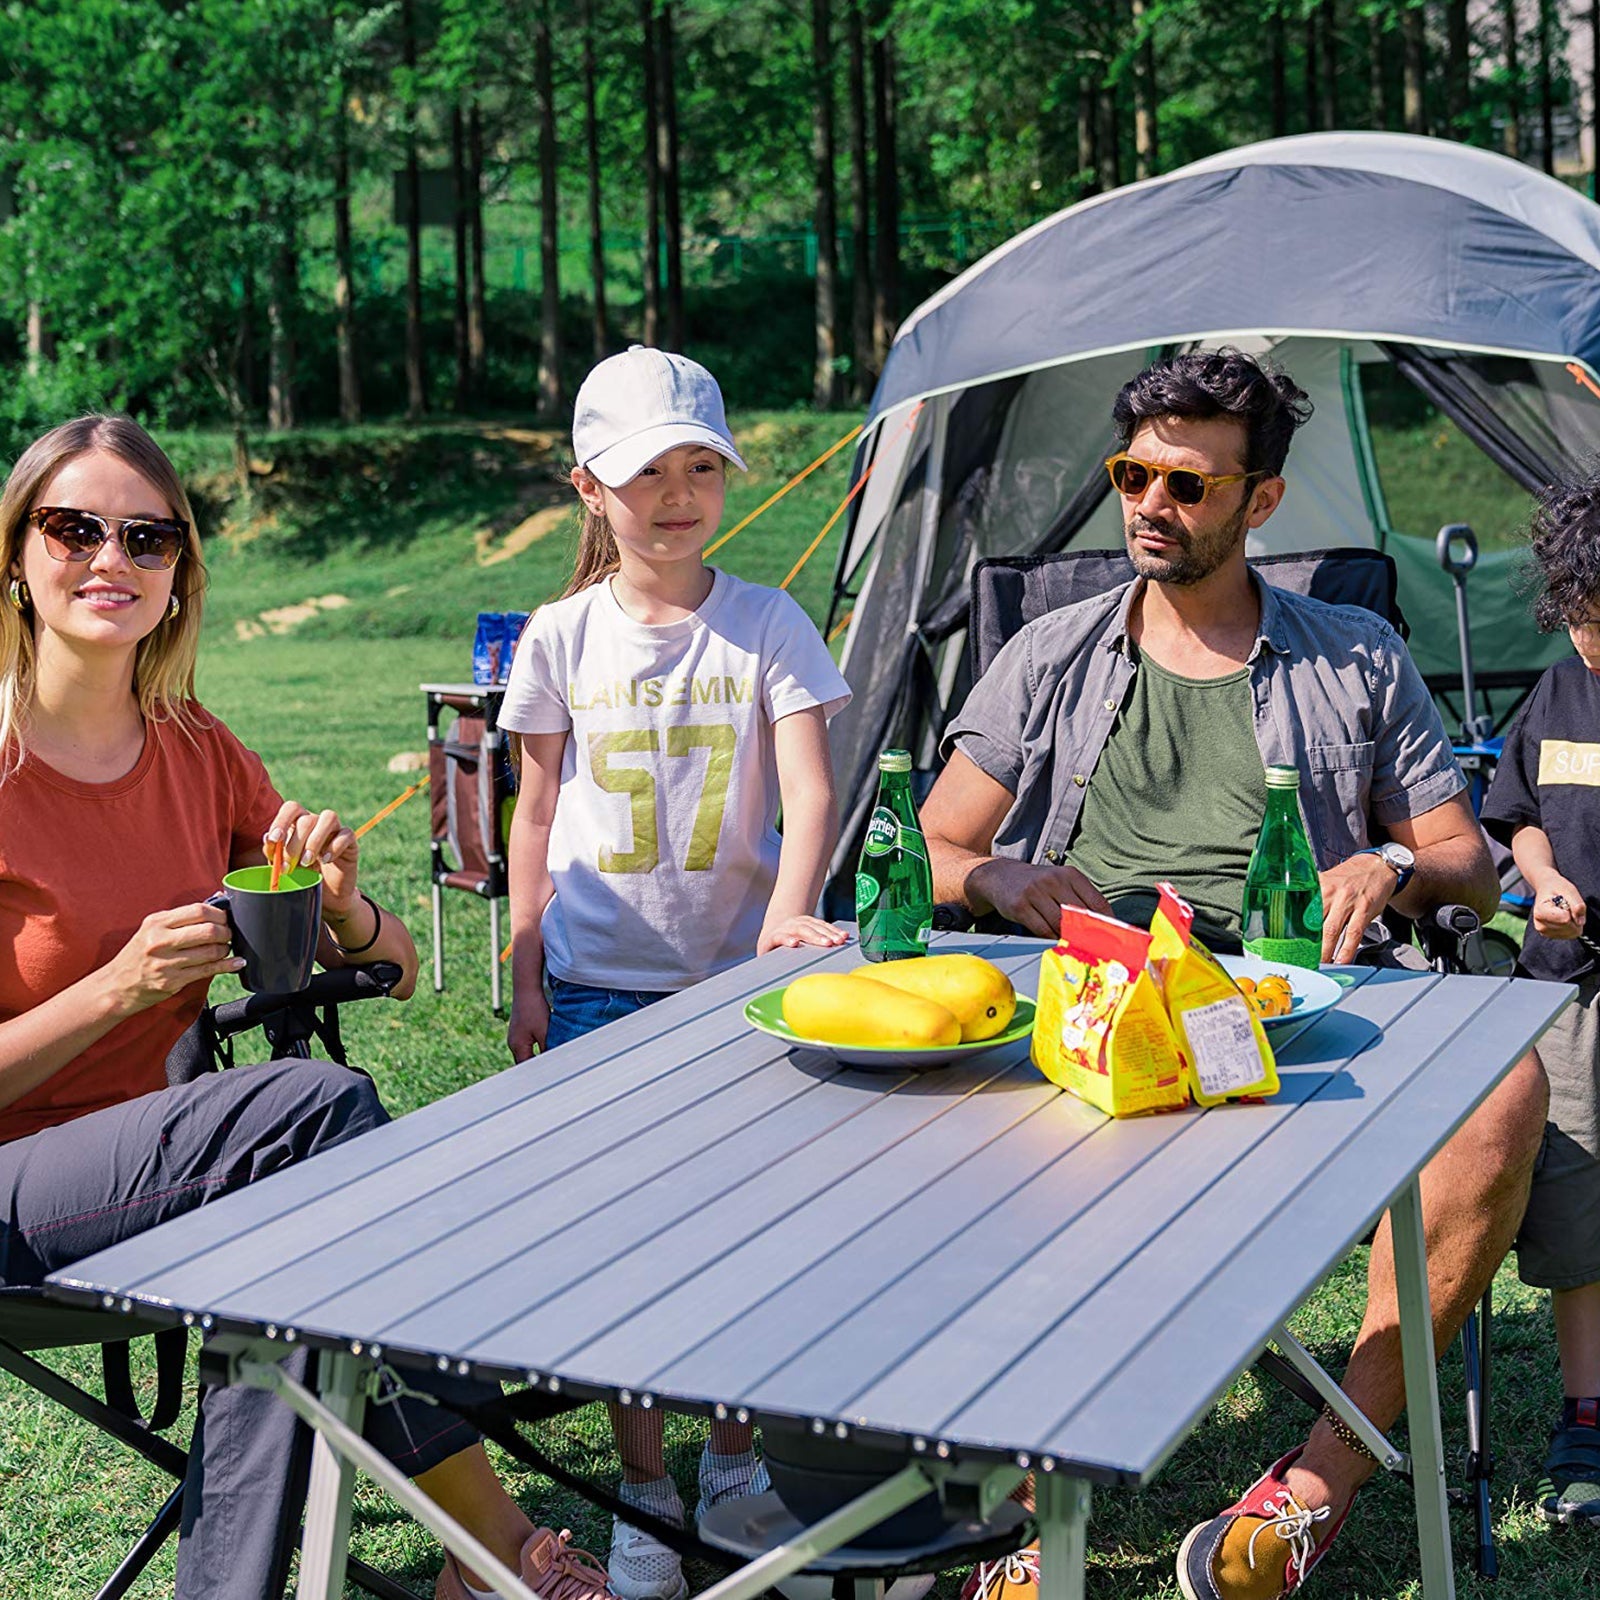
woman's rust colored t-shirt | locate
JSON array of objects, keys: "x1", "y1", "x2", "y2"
[{"x1": 0, "y1": 711, "x2": 281, "y2": 1144}]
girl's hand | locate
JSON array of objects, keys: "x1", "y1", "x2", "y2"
[
  {"x1": 107, "y1": 903, "x2": 244, "y2": 1013},
  {"x1": 758, "y1": 916, "x2": 850, "y2": 955},
  {"x1": 266, "y1": 802, "x2": 360, "y2": 910},
  {"x1": 1534, "y1": 878, "x2": 1589, "y2": 940},
  {"x1": 508, "y1": 988, "x2": 551, "y2": 1062}
]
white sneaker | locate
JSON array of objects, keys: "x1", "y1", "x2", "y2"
[
  {"x1": 696, "y1": 1446, "x2": 763, "y2": 1529},
  {"x1": 609, "y1": 1480, "x2": 688, "y2": 1600}
]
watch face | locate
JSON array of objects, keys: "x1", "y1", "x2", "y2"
[{"x1": 1383, "y1": 844, "x2": 1416, "y2": 870}]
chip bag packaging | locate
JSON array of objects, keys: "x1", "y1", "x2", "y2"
[{"x1": 1031, "y1": 883, "x2": 1277, "y2": 1116}]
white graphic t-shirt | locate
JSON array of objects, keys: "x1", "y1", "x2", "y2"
[{"x1": 498, "y1": 569, "x2": 851, "y2": 990}]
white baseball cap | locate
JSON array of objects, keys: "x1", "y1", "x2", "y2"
[{"x1": 572, "y1": 345, "x2": 748, "y2": 488}]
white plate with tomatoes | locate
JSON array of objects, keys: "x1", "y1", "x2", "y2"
[{"x1": 1215, "y1": 954, "x2": 1344, "y2": 1027}]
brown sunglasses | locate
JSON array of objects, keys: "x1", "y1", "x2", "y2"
[
  {"x1": 1105, "y1": 452, "x2": 1266, "y2": 507},
  {"x1": 29, "y1": 506, "x2": 187, "y2": 571}
]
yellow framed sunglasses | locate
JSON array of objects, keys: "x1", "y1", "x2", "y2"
[{"x1": 1104, "y1": 452, "x2": 1265, "y2": 507}]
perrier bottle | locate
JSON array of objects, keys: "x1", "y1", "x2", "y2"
[
  {"x1": 857, "y1": 750, "x2": 933, "y2": 961},
  {"x1": 1241, "y1": 764, "x2": 1325, "y2": 970}
]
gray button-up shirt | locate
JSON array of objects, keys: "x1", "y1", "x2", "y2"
[{"x1": 941, "y1": 574, "x2": 1465, "y2": 872}]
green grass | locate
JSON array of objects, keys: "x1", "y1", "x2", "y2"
[{"x1": 1, "y1": 413, "x2": 1592, "y2": 1598}]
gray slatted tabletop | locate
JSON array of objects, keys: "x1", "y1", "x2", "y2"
[{"x1": 49, "y1": 935, "x2": 1569, "y2": 1492}]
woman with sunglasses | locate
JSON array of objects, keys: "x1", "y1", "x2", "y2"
[{"x1": 0, "y1": 416, "x2": 608, "y2": 1600}]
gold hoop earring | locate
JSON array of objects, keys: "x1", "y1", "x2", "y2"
[
  {"x1": 168, "y1": 594, "x2": 181, "y2": 620},
  {"x1": 7, "y1": 578, "x2": 27, "y2": 612}
]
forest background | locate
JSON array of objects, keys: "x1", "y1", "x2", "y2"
[{"x1": 2, "y1": 0, "x2": 1598, "y2": 477}]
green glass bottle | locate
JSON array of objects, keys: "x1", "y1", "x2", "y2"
[
  {"x1": 857, "y1": 750, "x2": 934, "y2": 961},
  {"x1": 1241, "y1": 765, "x2": 1325, "y2": 970}
]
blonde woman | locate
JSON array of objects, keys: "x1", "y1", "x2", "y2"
[{"x1": 0, "y1": 416, "x2": 608, "y2": 1600}]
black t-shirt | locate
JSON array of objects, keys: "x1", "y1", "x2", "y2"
[{"x1": 1481, "y1": 655, "x2": 1600, "y2": 982}]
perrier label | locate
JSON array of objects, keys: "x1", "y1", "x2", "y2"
[{"x1": 857, "y1": 749, "x2": 934, "y2": 961}]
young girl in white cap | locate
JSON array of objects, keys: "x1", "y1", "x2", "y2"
[{"x1": 498, "y1": 345, "x2": 852, "y2": 1600}]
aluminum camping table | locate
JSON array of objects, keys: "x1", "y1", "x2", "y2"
[{"x1": 47, "y1": 936, "x2": 1572, "y2": 1600}]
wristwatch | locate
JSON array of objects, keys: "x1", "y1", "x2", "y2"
[{"x1": 1359, "y1": 842, "x2": 1416, "y2": 895}]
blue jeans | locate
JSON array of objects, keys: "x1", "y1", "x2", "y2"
[{"x1": 545, "y1": 976, "x2": 672, "y2": 1051}]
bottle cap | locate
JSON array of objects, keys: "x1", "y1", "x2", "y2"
[
  {"x1": 1264, "y1": 764, "x2": 1301, "y2": 789},
  {"x1": 878, "y1": 749, "x2": 912, "y2": 773}
]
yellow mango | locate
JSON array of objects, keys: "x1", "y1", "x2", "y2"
[
  {"x1": 783, "y1": 973, "x2": 961, "y2": 1048},
  {"x1": 848, "y1": 952, "x2": 1017, "y2": 1041}
]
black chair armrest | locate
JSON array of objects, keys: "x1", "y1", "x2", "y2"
[{"x1": 207, "y1": 962, "x2": 404, "y2": 1044}]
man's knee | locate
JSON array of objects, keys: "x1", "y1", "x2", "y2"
[
  {"x1": 1439, "y1": 1049, "x2": 1549, "y2": 1193},
  {"x1": 274, "y1": 1058, "x2": 388, "y2": 1143},
  {"x1": 228, "y1": 1058, "x2": 389, "y2": 1174}
]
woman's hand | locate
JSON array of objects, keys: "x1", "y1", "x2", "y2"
[
  {"x1": 758, "y1": 915, "x2": 850, "y2": 954},
  {"x1": 508, "y1": 987, "x2": 551, "y2": 1062},
  {"x1": 266, "y1": 801, "x2": 360, "y2": 911},
  {"x1": 105, "y1": 903, "x2": 244, "y2": 1013}
]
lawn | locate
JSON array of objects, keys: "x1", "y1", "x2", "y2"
[{"x1": 1, "y1": 411, "x2": 1594, "y2": 1599}]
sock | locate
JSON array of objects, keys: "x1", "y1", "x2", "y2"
[
  {"x1": 699, "y1": 1445, "x2": 758, "y2": 1505},
  {"x1": 1563, "y1": 1397, "x2": 1600, "y2": 1429},
  {"x1": 618, "y1": 1473, "x2": 685, "y2": 1522}
]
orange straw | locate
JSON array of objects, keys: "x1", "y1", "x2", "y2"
[
  {"x1": 353, "y1": 779, "x2": 428, "y2": 839},
  {"x1": 268, "y1": 836, "x2": 285, "y2": 892}
]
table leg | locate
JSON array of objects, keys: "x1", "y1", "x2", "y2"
[
  {"x1": 299, "y1": 1351, "x2": 370, "y2": 1600},
  {"x1": 1034, "y1": 1473, "x2": 1090, "y2": 1600},
  {"x1": 1391, "y1": 1175, "x2": 1455, "y2": 1600}
]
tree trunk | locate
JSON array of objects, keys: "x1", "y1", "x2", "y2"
[
  {"x1": 1368, "y1": 12, "x2": 1386, "y2": 128},
  {"x1": 1319, "y1": 0, "x2": 1337, "y2": 131},
  {"x1": 812, "y1": 0, "x2": 840, "y2": 407},
  {"x1": 1269, "y1": 4, "x2": 1288, "y2": 138},
  {"x1": 402, "y1": 0, "x2": 426, "y2": 420},
  {"x1": 1503, "y1": 0, "x2": 1521, "y2": 158},
  {"x1": 332, "y1": 80, "x2": 361, "y2": 425},
  {"x1": 1304, "y1": 10, "x2": 1318, "y2": 131},
  {"x1": 536, "y1": 3, "x2": 563, "y2": 414},
  {"x1": 1077, "y1": 74, "x2": 1100, "y2": 190},
  {"x1": 451, "y1": 104, "x2": 471, "y2": 412},
  {"x1": 267, "y1": 222, "x2": 297, "y2": 433},
  {"x1": 1130, "y1": 0, "x2": 1157, "y2": 178},
  {"x1": 1403, "y1": 2, "x2": 1426, "y2": 135},
  {"x1": 1098, "y1": 70, "x2": 1120, "y2": 190},
  {"x1": 1445, "y1": 0, "x2": 1469, "y2": 134},
  {"x1": 468, "y1": 102, "x2": 488, "y2": 395},
  {"x1": 582, "y1": 0, "x2": 608, "y2": 361},
  {"x1": 871, "y1": 2, "x2": 898, "y2": 365},
  {"x1": 657, "y1": 2, "x2": 684, "y2": 351},
  {"x1": 1539, "y1": 0, "x2": 1556, "y2": 174},
  {"x1": 641, "y1": 0, "x2": 661, "y2": 347},
  {"x1": 847, "y1": 0, "x2": 873, "y2": 402}
]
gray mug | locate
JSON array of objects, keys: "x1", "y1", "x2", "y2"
[{"x1": 209, "y1": 865, "x2": 322, "y2": 993}]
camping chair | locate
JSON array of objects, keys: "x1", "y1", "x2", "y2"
[
  {"x1": 427, "y1": 687, "x2": 513, "y2": 1017},
  {"x1": 960, "y1": 545, "x2": 1501, "y2": 1576},
  {"x1": 0, "y1": 964, "x2": 418, "y2": 1600}
]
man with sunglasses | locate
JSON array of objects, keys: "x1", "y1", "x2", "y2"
[{"x1": 922, "y1": 349, "x2": 1545, "y2": 1600}]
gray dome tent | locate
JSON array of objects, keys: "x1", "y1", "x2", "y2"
[{"x1": 825, "y1": 130, "x2": 1600, "y2": 895}]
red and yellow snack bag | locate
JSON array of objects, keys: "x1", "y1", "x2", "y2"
[
  {"x1": 1150, "y1": 884, "x2": 1278, "y2": 1108},
  {"x1": 1031, "y1": 905, "x2": 1189, "y2": 1117}
]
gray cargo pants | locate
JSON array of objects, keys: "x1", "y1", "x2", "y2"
[{"x1": 0, "y1": 1056, "x2": 483, "y2": 1600}]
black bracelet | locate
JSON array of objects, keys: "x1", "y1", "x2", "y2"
[{"x1": 325, "y1": 892, "x2": 382, "y2": 957}]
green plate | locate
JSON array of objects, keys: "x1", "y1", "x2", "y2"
[{"x1": 744, "y1": 987, "x2": 1037, "y2": 1071}]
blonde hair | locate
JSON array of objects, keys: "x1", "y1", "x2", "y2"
[{"x1": 0, "y1": 414, "x2": 208, "y2": 780}]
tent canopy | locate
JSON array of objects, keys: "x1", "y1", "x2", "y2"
[{"x1": 826, "y1": 133, "x2": 1600, "y2": 900}]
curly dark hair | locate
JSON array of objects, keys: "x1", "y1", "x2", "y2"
[
  {"x1": 1528, "y1": 474, "x2": 1600, "y2": 632},
  {"x1": 1112, "y1": 348, "x2": 1314, "y2": 476}
]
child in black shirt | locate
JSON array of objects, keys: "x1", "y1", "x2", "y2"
[{"x1": 1482, "y1": 476, "x2": 1600, "y2": 1527}]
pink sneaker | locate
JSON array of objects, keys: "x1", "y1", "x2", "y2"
[{"x1": 435, "y1": 1525, "x2": 613, "y2": 1600}]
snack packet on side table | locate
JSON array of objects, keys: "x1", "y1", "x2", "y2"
[
  {"x1": 1031, "y1": 907, "x2": 1189, "y2": 1117},
  {"x1": 1151, "y1": 883, "x2": 1278, "y2": 1108}
]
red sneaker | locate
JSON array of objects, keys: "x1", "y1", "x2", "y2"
[{"x1": 1175, "y1": 1450, "x2": 1352, "y2": 1600}]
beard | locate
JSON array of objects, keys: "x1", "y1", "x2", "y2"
[{"x1": 1124, "y1": 500, "x2": 1250, "y2": 586}]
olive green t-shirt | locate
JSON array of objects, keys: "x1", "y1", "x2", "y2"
[{"x1": 1066, "y1": 645, "x2": 1267, "y2": 946}]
